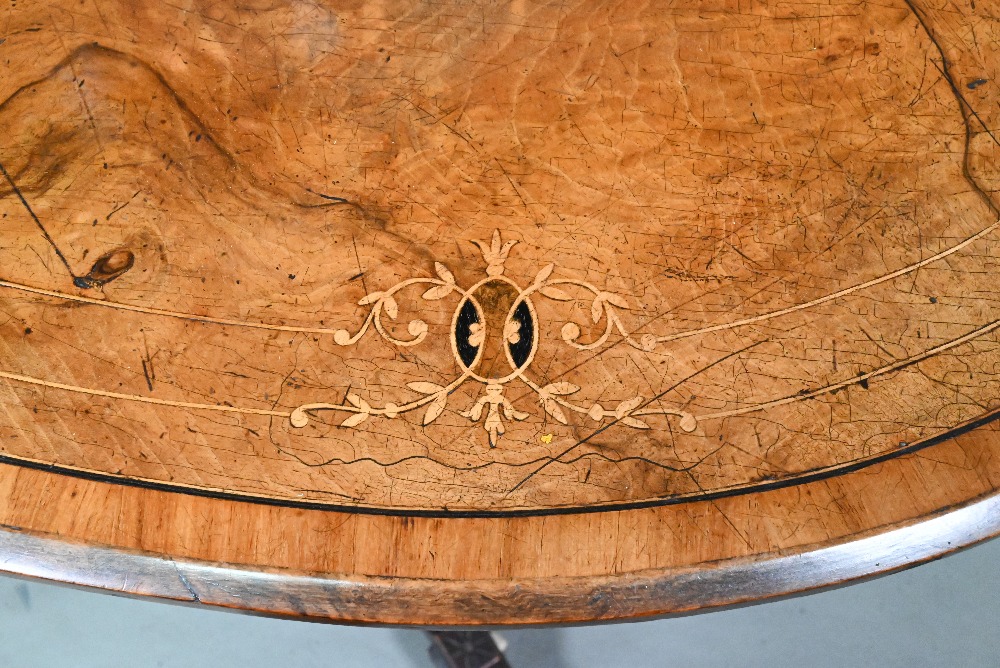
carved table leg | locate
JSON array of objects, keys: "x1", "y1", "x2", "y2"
[{"x1": 426, "y1": 631, "x2": 512, "y2": 668}]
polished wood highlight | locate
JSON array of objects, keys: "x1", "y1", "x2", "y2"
[{"x1": 0, "y1": 0, "x2": 999, "y2": 624}]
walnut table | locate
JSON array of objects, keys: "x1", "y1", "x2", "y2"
[{"x1": 1, "y1": 0, "x2": 999, "y2": 636}]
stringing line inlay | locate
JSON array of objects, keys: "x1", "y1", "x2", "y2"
[{"x1": 1, "y1": 221, "x2": 999, "y2": 447}]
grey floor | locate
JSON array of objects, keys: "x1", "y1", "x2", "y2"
[{"x1": 0, "y1": 538, "x2": 998, "y2": 667}]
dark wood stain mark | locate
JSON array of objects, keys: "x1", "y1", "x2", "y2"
[{"x1": 75, "y1": 249, "x2": 134, "y2": 288}]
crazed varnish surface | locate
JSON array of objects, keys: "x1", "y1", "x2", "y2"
[{"x1": 0, "y1": 0, "x2": 999, "y2": 625}]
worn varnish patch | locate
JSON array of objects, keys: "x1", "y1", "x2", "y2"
[{"x1": 0, "y1": 0, "x2": 999, "y2": 516}]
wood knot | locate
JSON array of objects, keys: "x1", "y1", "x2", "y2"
[{"x1": 74, "y1": 248, "x2": 135, "y2": 288}]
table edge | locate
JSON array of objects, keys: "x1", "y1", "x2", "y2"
[{"x1": 0, "y1": 489, "x2": 996, "y2": 626}]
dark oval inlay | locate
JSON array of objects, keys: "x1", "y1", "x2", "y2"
[
  {"x1": 455, "y1": 279, "x2": 538, "y2": 378},
  {"x1": 454, "y1": 298, "x2": 481, "y2": 368},
  {"x1": 507, "y1": 300, "x2": 533, "y2": 369}
]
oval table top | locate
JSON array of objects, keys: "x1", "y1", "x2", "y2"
[{"x1": 1, "y1": 0, "x2": 1000, "y2": 626}]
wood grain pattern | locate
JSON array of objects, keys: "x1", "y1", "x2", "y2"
[{"x1": 1, "y1": 0, "x2": 999, "y2": 624}]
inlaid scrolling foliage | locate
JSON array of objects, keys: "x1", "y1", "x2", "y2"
[
  {"x1": 6, "y1": 214, "x2": 998, "y2": 452},
  {"x1": 289, "y1": 230, "x2": 697, "y2": 445}
]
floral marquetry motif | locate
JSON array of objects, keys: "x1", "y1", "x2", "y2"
[{"x1": 290, "y1": 230, "x2": 694, "y2": 446}]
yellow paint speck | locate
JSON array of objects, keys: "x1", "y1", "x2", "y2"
[{"x1": 540, "y1": 433, "x2": 553, "y2": 444}]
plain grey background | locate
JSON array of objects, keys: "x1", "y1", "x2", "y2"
[{"x1": 0, "y1": 537, "x2": 998, "y2": 667}]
